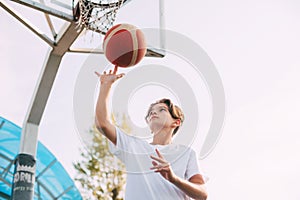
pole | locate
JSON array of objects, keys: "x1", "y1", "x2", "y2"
[{"x1": 10, "y1": 21, "x2": 82, "y2": 199}]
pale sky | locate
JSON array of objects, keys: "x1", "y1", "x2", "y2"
[{"x1": 1, "y1": 0, "x2": 300, "y2": 199}]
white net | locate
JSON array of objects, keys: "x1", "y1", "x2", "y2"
[{"x1": 77, "y1": 0, "x2": 125, "y2": 34}]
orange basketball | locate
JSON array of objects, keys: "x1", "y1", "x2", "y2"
[{"x1": 103, "y1": 24, "x2": 147, "y2": 68}]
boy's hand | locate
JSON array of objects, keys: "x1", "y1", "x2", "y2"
[
  {"x1": 95, "y1": 66, "x2": 125, "y2": 85},
  {"x1": 150, "y1": 148, "x2": 177, "y2": 183}
]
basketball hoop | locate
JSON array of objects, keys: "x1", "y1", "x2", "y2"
[{"x1": 73, "y1": 0, "x2": 126, "y2": 34}]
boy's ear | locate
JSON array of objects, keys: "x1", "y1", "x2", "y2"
[{"x1": 174, "y1": 119, "x2": 181, "y2": 126}]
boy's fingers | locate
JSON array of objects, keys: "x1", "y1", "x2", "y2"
[
  {"x1": 152, "y1": 161, "x2": 158, "y2": 166},
  {"x1": 150, "y1": 166, "x2": 160, "y2": 170},
  {"x1": 150, "y1": 161, "x2": 159, "y2": 170},
  {"x1": 113, "y1": 65, "x2": 118, "y2": 74},
  {"x1": 150, "y1": 155, "x2": 165, "y2": 163},
  {"x1": 116, "y1": 73, "x2": 125, "y2": 79},
  {"x1": 155, "y1": 149, "x2": 164, "y2": 158},
  {"x1": 150, "y1": 163, "x2": 169, "y2": 170},
  {"x1": 94, "y1": 71, "x2": 101, "y2": 76}
]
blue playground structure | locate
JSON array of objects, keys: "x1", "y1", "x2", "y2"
[{"x1": 0, "y1": 116, "x2": 82, "y2": 199}]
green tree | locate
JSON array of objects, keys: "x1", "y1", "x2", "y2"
[{"x1": 74, "y1": 114, "x2": 131, "y2": 199}]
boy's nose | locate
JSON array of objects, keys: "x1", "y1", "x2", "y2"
[{"x1": 150, "y1": 110, "x2": 157, "y2": 115}]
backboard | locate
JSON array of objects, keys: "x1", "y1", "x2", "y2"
[
  {"x1": 71, "y1": 0, "x2": 165, "y2": 57},
  {"x1": 1, "y1": 0, "x2": 165, "y2": 57}
]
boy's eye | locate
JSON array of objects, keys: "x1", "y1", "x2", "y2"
[{"x1": 160, "y1": 108, "x2": 166, "y2": 112}]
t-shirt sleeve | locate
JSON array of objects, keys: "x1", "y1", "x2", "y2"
[
  {"x1": 185, "y1": 149, "x2": 208, "y2": 182},
  {"x1": 108, "y1": 126, "x2": 136, "y2": 162}
]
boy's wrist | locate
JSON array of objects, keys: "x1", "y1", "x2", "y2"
[
  {"x1": 170, "y1": 174, "x2": 180, "y2": 184},
  {"x1": 100, "y1": 82, "x2": 113, "y2": 87}
]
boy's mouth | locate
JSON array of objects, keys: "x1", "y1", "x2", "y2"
[{"x1": 150, "y1": 116, "x2": 158, "y2": 121}]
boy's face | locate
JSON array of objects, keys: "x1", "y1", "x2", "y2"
[{"x1": 146, "y1": 103, "x2": 179, "y2": 133}]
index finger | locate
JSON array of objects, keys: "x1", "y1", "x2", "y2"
[
  {"x1": 155, "y1": 148, "x2": 164, "y2": 159},
  {"x1": 113, "y1": 65, "x2": 118, "y2": 74}
]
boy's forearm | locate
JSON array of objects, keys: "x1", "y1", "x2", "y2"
[
  {"x1": 95, "y1": 84, "x2": 112, "y2": 128},
  {"x1": 171, "y1": 176, "x2": 207, "y2": 200},
  {"x1": 94, "y1": 69, "x2": 123, "y2": 145}
]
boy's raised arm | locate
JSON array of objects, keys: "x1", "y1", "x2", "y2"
[{"x1": 95, "y1": 67, "x2": 124, "y2": 145}]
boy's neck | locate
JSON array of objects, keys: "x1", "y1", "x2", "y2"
[{"x1": 151, "y1": 130, "x2": 173, "y2": 145}]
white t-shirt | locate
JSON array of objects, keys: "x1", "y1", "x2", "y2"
[{"x1": 108, "y1": 127, "x2": 203, "y2": 200}]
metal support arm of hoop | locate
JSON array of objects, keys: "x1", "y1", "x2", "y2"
[{"x1": 9, "y1": 0, "x2": 74, "y2": 21}]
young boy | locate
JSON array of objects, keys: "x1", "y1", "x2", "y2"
[{"x1": 95, "y1": 66, "x2": 207, "y2": 200}]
